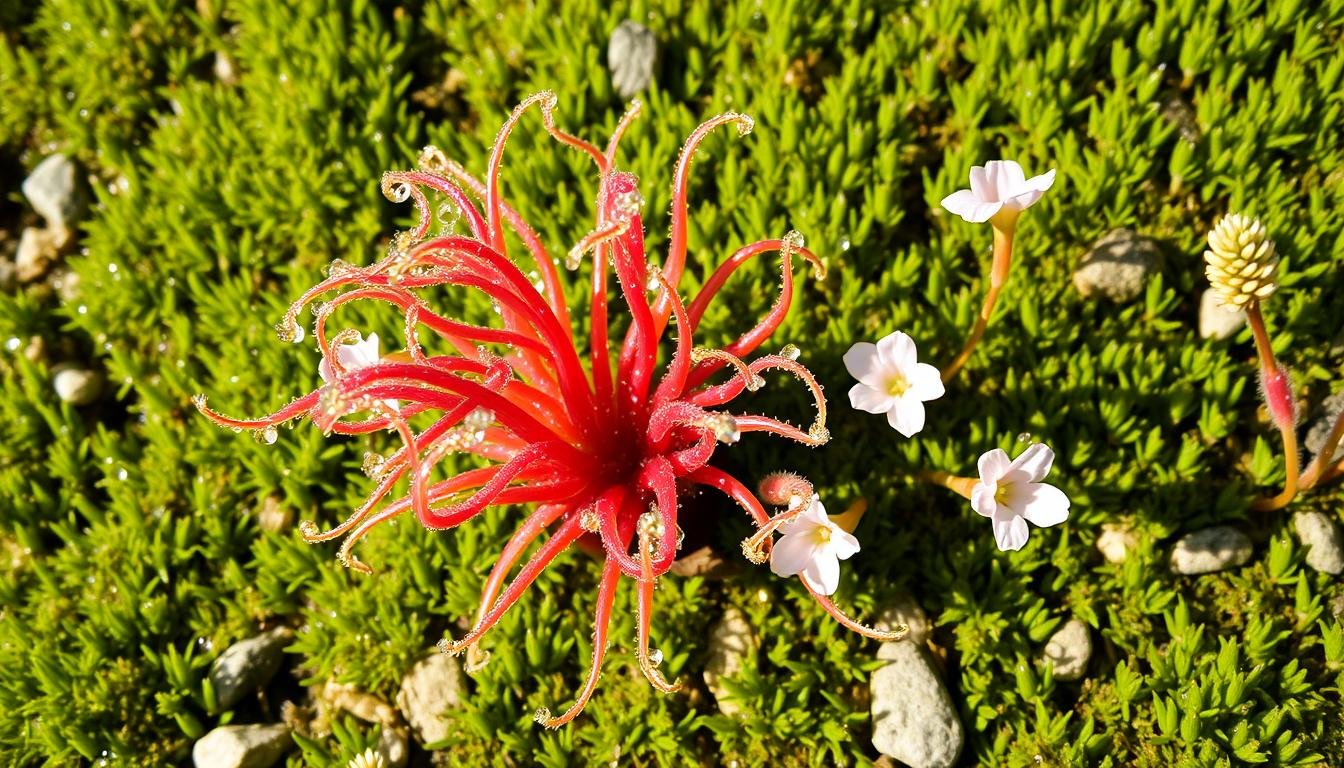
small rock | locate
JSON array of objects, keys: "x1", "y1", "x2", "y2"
[
  {"x1": 1041, "y1": 619, "x2": 1092, "y2": 682},
  {"x1": 53, "y1": 367, "x2": 103, "y2": 406},
  {"x1": 0, "y1": 257, "x2": 15, "y2": 291},
  {"x1": 192, "y1": 724, "x2": 291, "y2": 768},
  {"x1": 1072, "y1": 228, "x2": 1159, "y2": 303},
  {"x1": 48, "y1": 267, "x2": 80, "y2": 303},
  {"x1": 1292, "y1": 509, "x2": 1344, "y2": 575},
  {"x1": 668, "y1": 545, "x2": 740, "y2": 579},
  {"x1": 607, "y1": 21, "x2": 656, "y2": 99},
  {"x1": 209, "y1": 627, "x2": 293, "y2": 711},
  {"x1": 256, "y1": 495, "x2": 293, "y2": 533},
  {"x1": 15, "y1": 227, "x2": 61, "y2": 282},
  {"x1": 395, "y1": 653, "x2": 464, "y2": 745},
  {"x1": 1305, "y1": 391, "x2": 1344, "y2": 464},
  {"x1": 876, "y1": 593, "x2": 929, "y2": 646},
  {"x1": 22, "y1": 154, "x2": 85, "y2": 234},
  {"x1": 703, "y1": 606, "x2": 757, "y2": 717},
  {"x1": 871, "y1": 637, "x2": 962, "y2": 768},
  {"x1": 377, "y1": 725, "x2": 409, "y2": 768},
  {"x1": 1096, "y1": 523, "x2": 1137, "y2": 564},
  {"x1": 214, "y1": 51, "x2": 238, "y2": 85},
  {"x1": 1169, "y1": 526, "x2": 1253, "y2": 575},
  {"x1": 1198, "y1": 288, "x2": 1245, "y2": 340},
  {"x1": 324, "y1": 679, "x2": 398, "y2": 726}
]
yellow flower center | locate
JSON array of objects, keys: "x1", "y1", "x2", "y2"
[
  {"x1": 994, "y1": 482, "x2": 1011, "y2": 504},
  {"x1": 813, "y1": 525, "x2": 833, "y2": 545},
  {"x1": 887, "y1": 374, "x2": 909, "y2": 396}
]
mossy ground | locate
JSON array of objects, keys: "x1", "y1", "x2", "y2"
[{"x1": 2, "y1": 0, "x2": 1343, "y2": 766}]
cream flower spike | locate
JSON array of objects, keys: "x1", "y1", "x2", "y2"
[
  {"x1": 940, "y1": 160, "x2": 1056, "y2": 225},
  {"x1": 1204, "y1": 213, "x2": 1278, "y2": 309}
]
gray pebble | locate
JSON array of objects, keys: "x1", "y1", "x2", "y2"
[
  {"x1": 22, "y1": 154, "x2": 85, "y2": 234},
  {"x1": 871, "y1": 637, "x2": 962, "y2": 768},
  {"x1": 1072, "y1": 228, "x2": 1159, "y2": 303},
  {"x1": 703, "y1": 605, "x2": 756, "y2": 717},
  {"x1": 1292, "y1": 509, "x2": 1344, "y2": 575},
  {"x1": 1198, "y1": 287, "x2": 1244, "y2": 340},
  {"x1": 208, "y1": 627, "x2": 292, "y2": 711},
  {"x1": 192, "y1": 724, "x2": 291, "y2": 768},
  {"x1": 396, "y1": 653, "x2": 464, "y2": 745},
  {"x1": 15, "y1": 227, "x2": 61, "y2": 283},
  {"x1": 53, "y1": 367, "x2": 103, "y2": 406},
  {"x1": 1170, "y1": 526, "x2": 1252, "y2": 575},
  {"x1": 1042, "y1": 619, "x2": 1091, "y2": 682},
  {"x1": 1305, "y1": 391, "x2": 1344, "y2": 465},
  {"x1": 608, "y1": 21, "x2": 656, "y2": 99}
]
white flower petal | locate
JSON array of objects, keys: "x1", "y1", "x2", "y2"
[
  {"x1": 1002, "y1": 169, "x2": 1054, "y2": 212},
  {"x1": 849, "y1": 383, "x2": 894, "y2": 414},
  {"x1": 801, "y1": 495, "x2": 828, "y2": 524},
  {"x1": 992, "y1": 513, "x2": 1030, "y2": 551},
  {"x1": 802, "y1": 550, "x2": 841, "y2": 595},
  {"x1": 907, "y1": 362, "x2": 945, "y2": 401},
  {"x1": 318, "y1": 356, "x2": 335, "y2": 384},
  {"x1": 977, "y1": 448, "x2": 1011, "y2": 483},
  {"x1": 1020, "y1": 483, "x2": 1070, "y2": 528},
  {"x1": 968, "y1": 166, "x2": 992, "y2": 201},
  {"x1": 970, "y1": 482, "x2": 998, "y2": 518},
  {"x1": 843, "y1": 342, "x2": 888, "y2": 388},
  {"x1": 1024, "y1": 168, "x2": 1056, "y2": 193},
  {"x1": 886, "y1": 397, "x2": 926, "y2": 437},
  {"x1": 942, "y1": 189, "x2": 1002, "y2": 223},
  {"x1": 1009, "y1": 443, "x2": 1055, "y2": 483},
  {"x1": 769, "y1": 532, "x2": 814, "y2": 578},
  {"x1": 829, "y1": 527, "x2": 861, "y2": 560},
  {"x1": 875, "y1": 331, "x2": 917, "y2": 370},
  {"x1": 984, "y1": 160, "x2": 1026, "y2": 201}
]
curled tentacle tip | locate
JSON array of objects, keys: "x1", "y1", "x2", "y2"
[
  {"x1": 740, "y1": 539, "x2": 767, "y2": 565},
  {"x1": 464, "y1": 646, "x2": 492, "y2": 674},
  {"x1": 733, "y1": 113, "x2": 755, "y2": 135},
  {"x1": 190, "y1": 394, "x2": 207, "y2": 411},
  {"x1": 782, "y1": 230, "x2": 805, "y2": 250},
  {"x1": 297, "y1": 520, "x2": 320, "y2": 539}
]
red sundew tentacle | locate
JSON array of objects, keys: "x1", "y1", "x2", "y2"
[
  {"x1": 650, "y1": 268, "x2": 695, "y2": 406},
  {"x1": 442, "y1": 514, "x2": 587, "y2": 655},
  {"x1": 733, "y1": 414, "x2": 829, "y2": 447},
  {"x1": 192, "y1": 391, "x2": 320, "y2": 431},
  {"x1": 646, "y1": 400, "x2": 706, "y2": 447},
  {"x1": 802, "y1": 581, "x2": 907, "y2": 642},
  {"x1": 690, "y1": 355, "x2": 828, "y2": 446},
  {"x1": 686, "y1": 236, "x2": 821, "y2": 331},
  {"x1": 613, "y1": 232, "x2": 658, "y2": 418},
  {"x1": 635, "y1": 516, "x2": 680, "y2": 693},
  {"x1": 467, "y1": 426, "x2": 526, "y2": 463},
  {"x1": 668, "y1": 426, "x2": 716, "y2": 476},
  {"x1": 639, "y1": 457, "x2": 682, "y2": 575},
  {"x1": 535, "y1": 557, "x2": 621, "y2": 728},
  {"x1": 604, "y1": 99, "x2": 642, "y2": 167},
  {"x1": 595, "y1": 484, "x2": 642, "y2": 578},
  {"x1": 412, "y1": 441, "x2": 569, "y2": 530},
  {"x1": 686, "y1": 466, "x2": 770, "y2": 527},
  {"x1": 653, "y1": 111, "x2": 756, "y2": 337},
  {"x1": 684, "y1": 235, "x2": 821, "y2": 390},
  {"x1": 383, "y1": 167, "x2": 489, "y2": 241},
  {"x1": 437, "y1": 161, "x2": 570, "y2": 332},
  {"x1": 589, "y1": 241, "x2": 613, "y2": 414},
  {"x1": 465, "y1": 501, "x2": 571, "y2": 672},
  {"x1": 333, "y1": 364, "x2": 585, "y2": 454}
]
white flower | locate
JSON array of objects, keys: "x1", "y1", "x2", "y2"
[
  {"x1": 940, "y1": 160, "x2": 1056, "y2": 224},
  {"x1": 844, "y1": 331, "x2": 945, "y2": 437},
  {"x1": 769, "y1": 495, "x2": 860, "y2": 596},
  {"x1": 319, "y1": 332, "x2": 398, "y2": 412},
  {"x1": 971, "y1": 443, "x2": 1070, "y2": 551}
]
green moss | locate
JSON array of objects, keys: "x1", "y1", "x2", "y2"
[{"x1": 2, "y1": 0, "x2": 1343, "y2": 765}]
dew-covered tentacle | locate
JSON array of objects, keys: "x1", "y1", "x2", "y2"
[
  {"x1": 802, "y1": 581, "x2": 908, "y2": 642},
  {"x1": 635, "y1": 511, "x2": 681, "y2": 693},
  {"x1": 534, "y1": 556, "x2": 621, "y2": 728},
  {"x1": 603, "y1": 99, "x2": 642, "y2": 166}
]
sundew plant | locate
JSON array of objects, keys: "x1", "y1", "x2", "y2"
[{"x1": 2, "y1": 1, "x2": 1344, "y2": 767}]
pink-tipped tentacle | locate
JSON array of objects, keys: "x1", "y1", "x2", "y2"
[
  {"x1": 650, "y1": 268, "x2": 695, "y2": 406},
  {"x1": 635, "y1": 514, "x2": 680, "y2": 693},
  {"x1": 653, "y1": 111, "x2": 756, "y2": 337},
  {"x1": 412, "y1": 441, "x2": 569, "y2": 530},
  {"x1": 442, "y1": 513, "x2": 587, "y2": 654},
  {"x1": 192, "y1": 391, "x2": 320, "y2": 431},
  {"x1": 687, "y1": 465, "x2": 771, "y2": 528},
  {"x1": 690, "y1": 355, "x2": 828, "y2": 448},
  {"x1": 381, "y1": 169, "x2": 489, "y2": 242},
  {"x1": 802, "y1": 580, "x2": 907, "y2": 642},
  {"x1": 535, "y1": 556, "x2": 621, "y2": 727},
  {"x1": 603, "y1": 99, "x2": 642, "y2": 167}
]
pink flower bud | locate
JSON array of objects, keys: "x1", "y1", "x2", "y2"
[{"x1": 1261, "y1": 366, "x2": 1296, "y2": 430}]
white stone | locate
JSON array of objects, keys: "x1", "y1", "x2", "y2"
[
  {"x1": 395, "y1": 653, "x2": 464, "y2": 745},
  {"x1": 53, "y1": 367, "x2": 102, "y2": 406},
  {"x1": 15, "y1": 226, "x2": 60, "y2": 282},
  {"x1": 1072, "y1": 228, "x2": 1158, "y2": 303},
  {"x1": 1198, "y1": 288, "x2": 1244, "y2": 340},
  {"x1": 871, "y1": 639, "x2": 962, "y2": 768},
  {"x1": 324, "y1": 679, "x2": 398, "y2": 725},
  {"x1": 608, "y1": 21, "x2": 656, "y2": 99},
  {"x1": 1042, "y1": 619, "x2": 1091, "y2": 682},
  {"x1": 1292, "y1": 509, "x2": 1344, "y2": 575},
  {"x1": 377, "y1": 725, "x2": 409, "y2": 768},
  {"x1": 22, "y1": 154, "x2": 84, "y2": 234},
  {"x1": 1169, "y1": 526, "x2": 1252, "y2": 575},
  {"x1": 703, "y1": 605, "x2": 756, "y2": 717},
  {"x1": 192, "y1": 724, "x2": 291, "y2": 768},
  {"x1": 209, "y1": 627, "x2": 292, "y2": 711},
  {"x1": 1305, "y1": 391, "x2": 1344, "y2": 465},
  {"x1": 1096, "y1": 523, "x2": 1137, "y2": 564},
  {"x1": 876, "y1": 592, "x2": 929, "y2": 645}
]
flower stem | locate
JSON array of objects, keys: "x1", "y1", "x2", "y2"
[
  {"x1": 923, "y1": 470, "x2": 977, "y2": 500},
  {"x1": 942, "y1": 224, "x2": 1014, "y2": 382},
  {"x1": 1300, "y1": 409, "x2": 1344, "y2": 490},
  {"x1": 1245, "y1": 301, "x2": 1299, "y2": 511}
]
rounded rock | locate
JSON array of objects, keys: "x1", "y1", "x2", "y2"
[
  {"x1": 704, "y1": 605, "x2": 757, "y2": 717},
  {"x1": 1072, "y1": 228, "x2": 1159, "y2": 303},
  {"x1": 1169, "y1": 526, "x2": 1253, "y2": 575},
  {"x1": 607, "y1": 20, "x2": 657, "y2": 99},
  {"x1": 1291, "y1": 509, "x2": 1344, "y2": 575},
  {"x1": 1042, "y1": 618, "x2": 1092, "y2": 682},
  {"x1": 1198, "y1": 287, "x2": 1245, "y2": 340},
  {"x1": 1096, "y1": 523, "x2": 1137, "y2": 564},
  {"x1": 871, "y1": 638, "x2": 962, "y2": 768},
  {"x1": 53, "y1": 367, "x2": 103, "y2": 406},
  {"x1": 192, "y1": 724, "x2": 291, "y2": 768},
  {"x1": 1304, "y1": 391, "x2": 1344, "y2": 465},
  {"x1": 395, "y1": 653, "x2": 464, "y2": 746},
  {"x1": 208, "y1": 627, "x2": 293, "y2": 711},
  {"x1": 22, "y1": 154, "x2": 86, "y2": 234}
]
